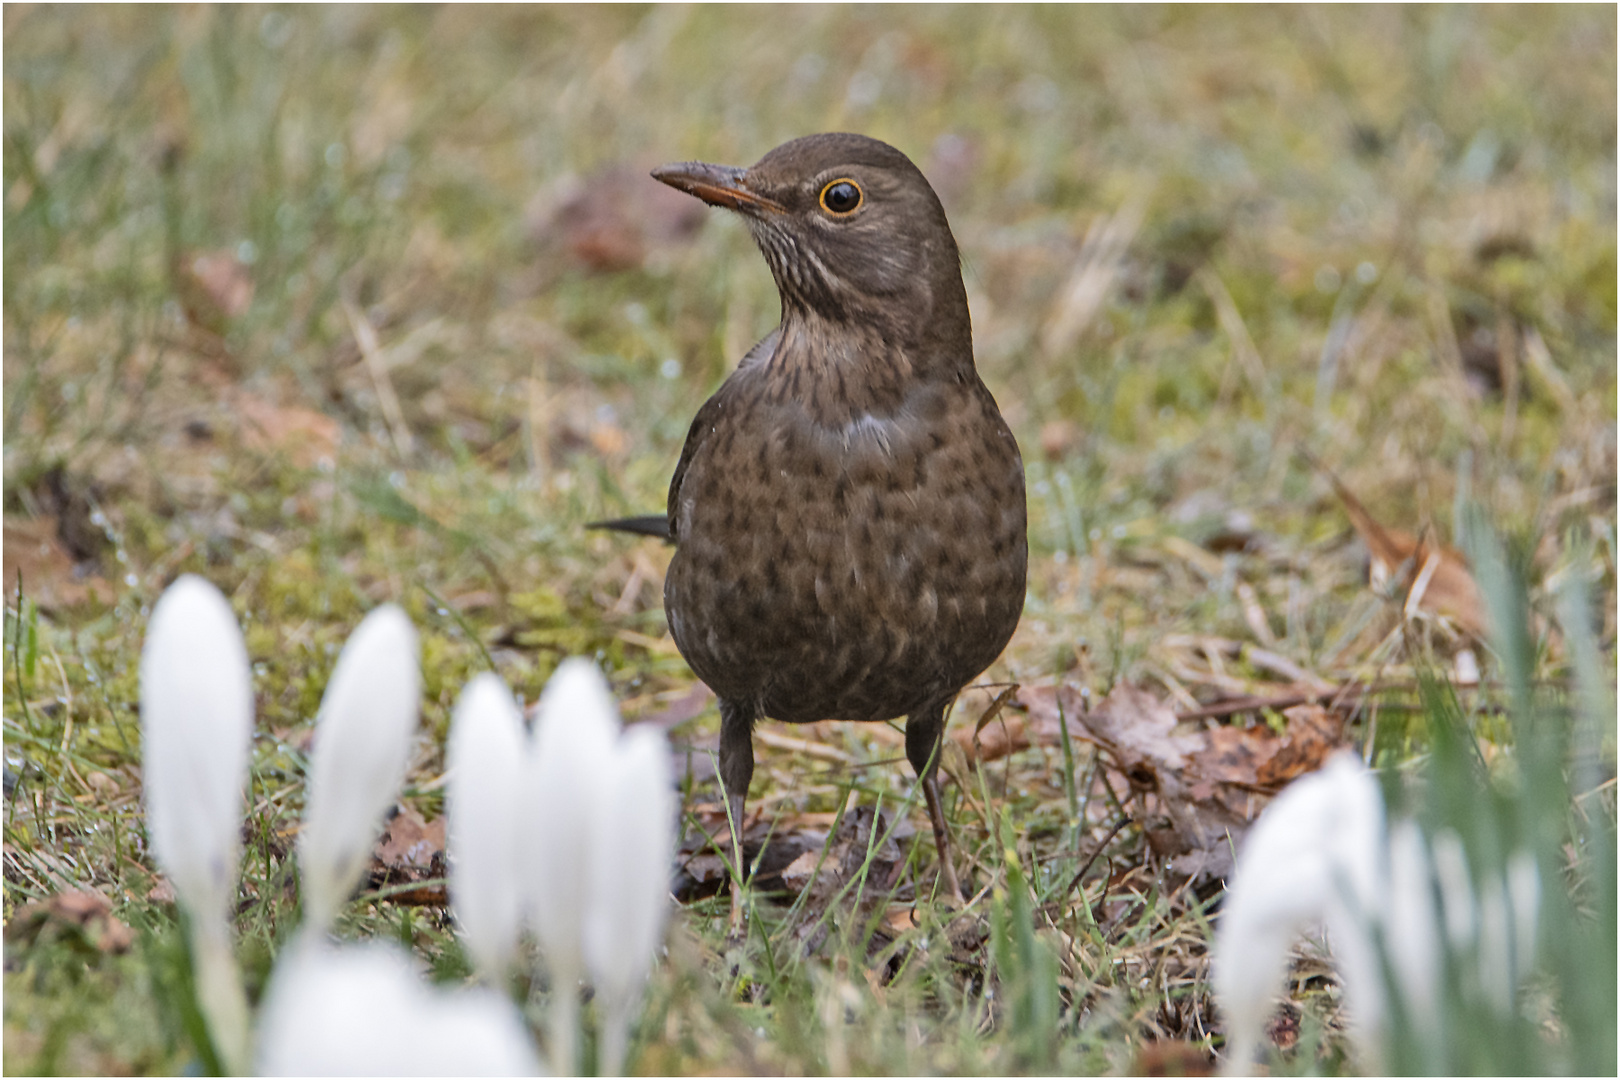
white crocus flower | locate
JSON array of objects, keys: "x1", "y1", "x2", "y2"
[
  {"x1": 1213, "y1": 753, "x2": 1386, "y2": 1075},
  {"x1": 1215, "y1": 754, "x2": 1543, "y2": 1075},
  {"x1": 1504, "y1": 849, "x2": 1541, "y2": 986},
  {"x1": 1430, "y1": 829, "x2": 1477, "y2": 951},
  {"x1": 297, "y1": 604, "x2": 421, "y2": 936},
  {"x1": 139, "y1": 574, "x2": 255, "y2": 1074},
  {"x1": 255, "y1": 939, "x2": 542, "y2": 1076},
  {"x1": 447, "y1": 673, "x2": 528, "y2": 983},
  {"x1": 1381, "y1": 820, "x2": 1443, "y2": 1040},
  {"x1": 585, "y1": 725, "x2": 677, "y2": 1076},
  {"x1": 526, "y1": 658, "x2": 619, "y2": 1074}
]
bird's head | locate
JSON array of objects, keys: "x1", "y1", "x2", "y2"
[{"x1": 652, "y1": 133, "x2": 967, "y2": 342}]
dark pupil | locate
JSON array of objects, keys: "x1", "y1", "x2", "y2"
[{"x1": 825, "y1": 182, "x2": 859, "y2": 212}]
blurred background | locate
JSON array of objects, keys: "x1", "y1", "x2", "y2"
[
  {"x1": 6, "y1": 3, "x2": 1614, "y2": 695},
  {"x1": 4, "y1": 6, "x2": 1615, "y2": 1073}
]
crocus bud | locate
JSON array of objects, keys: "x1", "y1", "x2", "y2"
[
  {"x1": 139, "y1": 574, "x2": 255, "y2": 1072},
  {"x1": 447, "y1": 673, "x2": 527, "y2": 982},
  {"x1": 1214, "y1": 753, "x2": 1384, "y2": 1074},
  {"x1": 525, "y1": 657, "x2": 619, "y2": 1074},
  {"x1": 297, "y1": 605, "x2": 421, "y2": 935},
  {"x1": 255, "y1": 939, "x2": 543, "y2": 1076},
  {"x1": 585, "y1": 725, "x2": 677, "y2": 1076}
]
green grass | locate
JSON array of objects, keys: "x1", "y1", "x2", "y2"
[{"x1": 4, "y1": 5, "x2": 1615, "y2": 1075}]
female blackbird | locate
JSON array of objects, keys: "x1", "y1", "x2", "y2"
[{"x1": 617, "y1": 133, "x2": 1027, "y2": 901}]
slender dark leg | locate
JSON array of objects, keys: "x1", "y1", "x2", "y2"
[
  {"x1": 717, "y1": 697, "x2": 756, "y2": 932},
  {"x1": 906, "y1": 699, "x2": 965, "y2": 903}
]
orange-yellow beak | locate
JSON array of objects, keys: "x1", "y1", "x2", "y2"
[{"x1": 651, "y1": 161, "x2": 784, "y2": 214}]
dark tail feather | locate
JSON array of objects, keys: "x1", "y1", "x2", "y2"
[{"x1": 587, "y1": 514, "x2": 673, "y2": 542}]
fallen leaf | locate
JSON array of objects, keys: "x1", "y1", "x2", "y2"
[
  {"x1": 189, "y1": 250, "x2": 254, "y2": 317},
  {"x1": 527, "y1": 163, "x2": 709, "y2": 274},
  {"x1": 32, "y1": 463, "x2": 107, "y2": 563},
  {"x1": 373, "y1": 805, "x2": 444, "y2": 870},
  {"x1": 3, "y1": 516, "x2": 113, "y2": 610},
  {"x1": 671, "y1": 810, "x2": 820, "y2": 904},
  {"x1": 588, "y1": 420, "x2": 629, "y2": 458},
  {"x1": 177, "y1": 248, "x2": 254, "y2": 336},
  {"x1": 1078, "y1": 683, "x2": 1205, "y2": 780},
  {"x1": 1016, "y1": 682, "x2": 1089, "y2": 742},
  {"x1": 783, "y1": 805, "x2": 905, "y2": 957},
  {"x1": 5, "y1": 889, "x2": 134, "y2": 954},
  {"x1": 1254, "y1": 704, "x2": 1345, "y2": 787},
  {"x1": 1077, "y1": 683, "x2": 1349, "y2": 883},
  {"x1": 366, "y1": 805, "x2": 446, "y2": 905},
  {"x1": 628, "y1": 682, "x2": 713, "y2": 730},
  {"x1": 1308, "y1": 454, "x2": 1486, "y2": 635},
  {"x1": 1267, "y1": 1005, "x2": 1301, "y2": 1051},
  {"x1": 232, "y1": 390, "x2": 340, "y2": 469},
  {"x1": 1133, "y1": 1039, "x2": 1216, "y2": 1076},
  {"x1": 950, "y1": 711, "x2": 1029, "y2": 763},
  {"x1": 448, "y1": 589, "x2": 500, "y2": 613},
  {"x1": 1038, "y1": 419, "x2": 1081, "y2": 461},
  {"x1": 881, "y1": 902, "x2": 921, "y2": 937},
  {"x1": 950, "y1": 685, "x2": 1028, "y2": 763}
]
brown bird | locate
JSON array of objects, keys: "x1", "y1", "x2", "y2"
[{"x1": 599, "y1": 133, "x2": 1027, "y2": 901}]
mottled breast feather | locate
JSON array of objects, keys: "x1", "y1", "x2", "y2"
[{"x1": 665, "y1": 333, "x2": 1027, "y2": 724}]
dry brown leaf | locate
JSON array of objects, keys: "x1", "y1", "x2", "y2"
[
  {"x1": 3, "y1": 516, "x2": 113, "y2": 610},
  {"x1": 671, "y1": 807, "x2": 821, "y2": 904},
  {"x1": 1078, "y1": 683, "x2": 1205, "y2": 779},
  {"x1": 1267, "y1": 1006, "x2": 1302, "y2": 1051},
  {"x1": 447, "y1": 589, "x2": 501, "y2": 613},
  {"x1": 177, "y1": 248, "x2": 254, "y2": 336},
  {"x1": 1255, "y1": 704, "x2": 1346, "y2": 787},
  {"x1": 366, "y1": 805, "x2": 446, "y2": 905},
  {"x1": 1038, "y1": 418, "x2": 1081, "y2": 461},
  {"x1": 1016, "y1": 682, "x2": 1088, "y2": 743},
  {"x1": 950, "y1": 711, "x2": 1029, "y2": 763},
  {"x1": 1133, "y1": 1038, "x2": 1216, "y2": 1077},
  {"x1": 5, "y1": 889, "x2": 134, "y2": 954},
  {"x1": 626, "y1": 681, "x2": 713, "y2": 730},
  {"x1": 881, "y1": 902, "x2": 921, "y2": 937},
  {"x1": 588, "y1": 420, "x2": 629, "y2": 458},
  {"x1": 1186, "y1": 725, "x2": 1276, "y2": 794},
  {"x1": 187, "y1": 250, "x2": 254, "y2": 318},
  {"x1": 1311, "y1": 457, "x2": 1486, "y2": 635},
  {"x1": 949, "y1": 686, "x2": 1028, "y2": 763},
  {"x1": 527, "y1": 162, "x2": 708, "y2": 273},
  {"x1": 782, "y1": 805, "x2": 905, "y2": 956},
  {"x1": 231, "y1": 390, "x2": 340, "y2": 469},
  {"x1": 373, "y1": 806, "x2": 444, "y2": 870},
  {"x1": 1077, "y1": 683, "x2": 1350, "y2": 883},
  {"x1": 1080, "y1": 684, "x2": 1239, "y2": 879}
]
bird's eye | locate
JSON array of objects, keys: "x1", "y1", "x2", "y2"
[{"x1": 818, "y1": 179, "x2": 863, "y2": 216}]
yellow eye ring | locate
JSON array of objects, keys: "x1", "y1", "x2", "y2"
[{"x1": 818, "y1": 178, "x2": 863, "y2": 216}]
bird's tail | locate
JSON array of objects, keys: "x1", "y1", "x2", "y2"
[{"x1": 586, "y1": 514, "x2": 672, "y2": 542}]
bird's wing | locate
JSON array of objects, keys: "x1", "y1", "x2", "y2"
[{"x1": 666, "y1": 328, "x2": 781, "y2": 543}]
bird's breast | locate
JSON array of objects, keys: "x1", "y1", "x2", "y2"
[{"x1": 665, "y1": 374, "x2": 1027, "y2": 724}]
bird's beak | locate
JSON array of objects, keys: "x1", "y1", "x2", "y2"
[{"x1": 651, "y1": 161, "x2": 784, "y2": 214}]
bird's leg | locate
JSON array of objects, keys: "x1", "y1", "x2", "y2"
[
  {"x1": 717, "y1": 697, "x2": 757, "y2": 935},
  {"x1": 906, "y1": 701, "x2": 965, "y2": 904}
]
